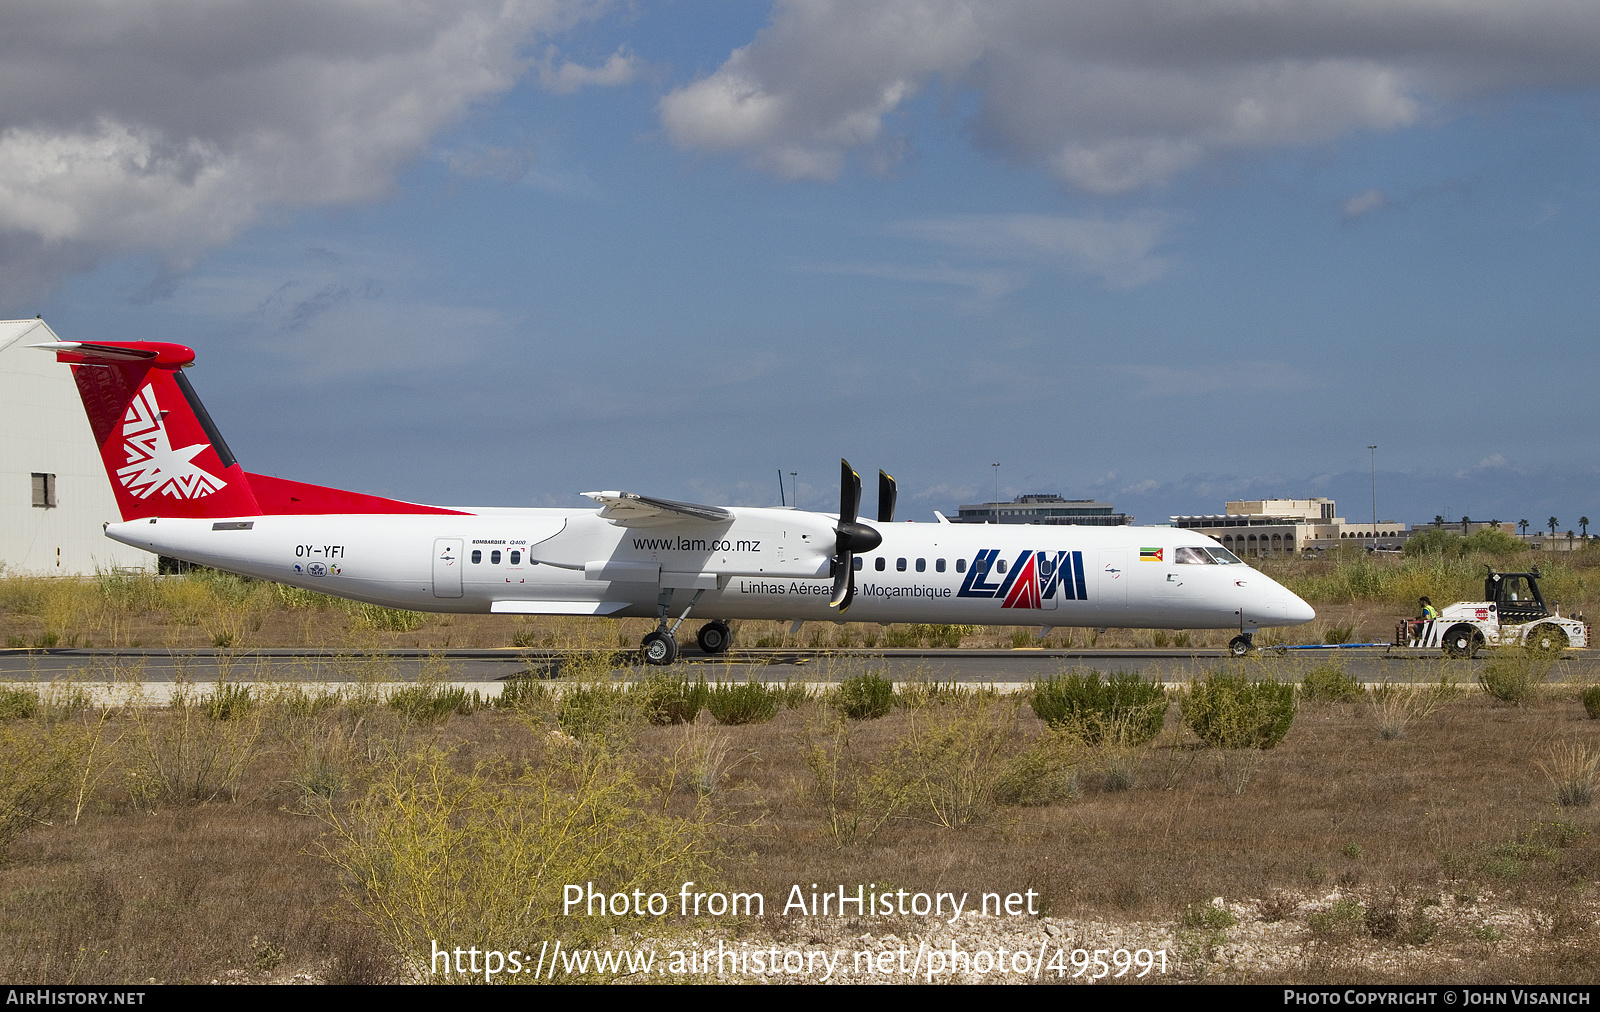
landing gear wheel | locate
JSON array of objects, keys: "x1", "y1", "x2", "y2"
[
  {"x1": 697, "y1": 620, "x2": 732, "y2": 655},
  {"x1": 1442, "y1": 624, "x2": 1482, "y2": 659},
  {"x1": 1526, "y1": 624, "x2": 1568, "y2": 658},
  {"x1": 1228, "y1": 635, "x2": 1254, "y2": 658},
  {"x1": 641, "y1": 630, "x2": 678, "y2": 666}
]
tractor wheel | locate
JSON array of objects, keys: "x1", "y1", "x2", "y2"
[
  {"x1": 1442, "y1": 624, "x2": 1482, "y2": 659},
  {"x1": 1526, "y1": 624, "x2": 1569, "y2": 658}
]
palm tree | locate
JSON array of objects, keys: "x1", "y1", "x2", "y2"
[
  {"x1": 1581, "y1": 517, "x2": 1590, "y2": 540},
  {"x1": 1432, "y1": 515, "x2": 1444, "y2": 527},
  {"x1": 1568, "y1": 531, "x2": 1576, "y2": 550},
  {"x1": 1519, "y1": 519, "x2": 1529, "y2": 535},
  {"x1": 1548, "y1": 517, "x2": 1560, "y2": 537},
  {"x1": 1462, "y1": 515, "x2": 1471, "y2": 535}
]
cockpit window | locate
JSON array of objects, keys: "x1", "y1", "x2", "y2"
[
  {"x1": 1174, "y1": 546, "x2": 1215, "y2": 565},
  {"x1": 1203, "y1": 546, "x2": 1244, "y2": 565}
]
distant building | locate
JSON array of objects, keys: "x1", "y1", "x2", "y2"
[
  {"x1": 1, "y1": 319, "x2": 155, "y2": 575},
  {"x1": 952, "y1": 494, "x2": 1133, "y2": 526},
  {"x1": 1171, "y1": 498, "x2": 1408, "y2": 555}
]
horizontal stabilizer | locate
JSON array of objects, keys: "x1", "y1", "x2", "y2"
[
  {"x1": 489, "y1": 601, "x2": 632, "y2": 616},
  {"x1": 245, "y1": 473, "x2": 468, "y2": 516},
  {"x1": 583, "y1": 491, "x2": 731, "y2": 527}
]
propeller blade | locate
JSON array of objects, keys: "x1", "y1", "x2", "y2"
[
  {"x1": 831, "y1": 553, "x2": 853, "y2": 608},
  {"x1": 831, "y1": 459, "x2": 877, "y2": 609},
  {"x1": 878, "y1": 469, "x2": 897, "y2": 524},
  {"x1": 839, "y1": 458, "x2": 860, "y2": 525}
]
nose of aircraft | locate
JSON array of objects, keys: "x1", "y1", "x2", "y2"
[{"x1": 1282, "y1": 589, "x2": 1316, "y2": 625}]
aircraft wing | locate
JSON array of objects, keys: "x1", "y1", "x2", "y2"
[{"x1": 582, "y1": 491, "x2": 732, "y2": 528}]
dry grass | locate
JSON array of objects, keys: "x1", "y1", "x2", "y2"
[{"x1": 0, "y1": 653, "x2": 1595, "y2": 983}]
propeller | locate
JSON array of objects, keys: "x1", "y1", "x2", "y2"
[
  {"x1": 878, "y1": 469, "x2": 897, "y2": 523},
  {"x1": 831, "y1": 458, "x2": 883, "y2": 610}
]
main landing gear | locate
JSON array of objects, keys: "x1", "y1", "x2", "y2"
[
  {"x1": 697, "y1": 620, "x2": 732, "y2": 655},
  {"x1": 638, "y1": 587, "x2": 732, "y2": 666},
  {"x1": 1228, "y1": 633, "x2": 1255, "y2": 658}
]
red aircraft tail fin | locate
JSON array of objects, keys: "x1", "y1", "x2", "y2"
[{"x1": 42, "y1": 341, "x2": 263, "y2": 521}]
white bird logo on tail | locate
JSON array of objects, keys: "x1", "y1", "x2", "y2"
[{"x1": 117, "y1": 383, "x2": 227, "y2": 499}]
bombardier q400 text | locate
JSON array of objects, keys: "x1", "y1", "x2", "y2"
[{"x1": 38, "y1": 335, "x2": 1314, "y2": 663}]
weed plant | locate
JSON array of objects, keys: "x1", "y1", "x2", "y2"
[
  {"x1": 992, "y1": 727, "x2": 1083, "y2": 805},
  {"x1": 1300, "y1": 664, "x2": 1363, "y2": 702},
  {"x1": 634, "y1": 674, "x2": 706, "y2": 725},
  {"x1": 557, "y1": 682, "x2": 633, "y2": 739},
  {"x1": 1182, "y1": 674, "x2": 1296, "y2": 750},
  {"x1": 1030, "y1": 670, "x2": 1167, "y2": 745},
  {"x1": 1478, "y1": 651, "x2": 1553, "y2": 705},
  {"x1": 834, "y1": 672, "x2": 894, "y2": 720},
  {"x1": 204, "y1": 682, "x2": 254, "y2": 722},
  {"x1": 704, "y1": 680, "x2": 780, "y2": 725},
  {"x1": 1535, "y1": 743, "x2": 1598, "y2": 807},
  {"x1": 0, "y1": 687, "x2": 40, "y2": 721},
  {"x1": 874, "y1": 699, "x2": 1017, "y2": 828},
  {"x1": 1583, "y1": 685, "x2": 1600, "y2": 720},
  {"x1": 387, "y1": 684, "x2": 481, "y2": 726},
  {"x1": 320, "y1": 745, "x2": 711, "y2": 979}
]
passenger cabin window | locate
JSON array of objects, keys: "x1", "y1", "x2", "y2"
[
  {"x1": 1039, "y1": 556, "x2": 1054, "y2": 578},
  {"x1": 996, "y1": 558, "x2": 1007, "y2": 574},
  {"x1": 471, "y1": 550, "x2": 482, "y2": 564},
  {"x1": 956, "y1": 559, "x2": 966, "y2": 573},
  {"x1": 1174, "y1": 546, "x2": 1215, "y2": 565},
  {"x1": 915, "y1": 558, "x2": 925, "y2": 572},
  {"x1": 853, "y1": 557, "x2": 863, "y2": 571},
  {"x1": 510, "y1": 550, "x2": 521, "y2": 565},
  {"x1": 936, "y1": 559, "x2": 946, "y2": 573},
  {"x1": 875, "y1": 557, "x2": 886, "y2": 571},
  {"x1": 491, "y1": 550, "x2": 501, "y2": 564},
  {"x1": 896, "y1": 558, "x2": 907, "y2": 571}
]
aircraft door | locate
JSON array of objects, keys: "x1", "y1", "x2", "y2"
[
  {"x1": 433, "y1": 538, "x2": 463, "y2": 598},
  {"x1": 1098, "y1": 549, "x2": 1128, "y2": 613}
]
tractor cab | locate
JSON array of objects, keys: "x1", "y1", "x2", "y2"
[{"x1": 1485, "y1": 568, "x2": 1550, "y2": 624}]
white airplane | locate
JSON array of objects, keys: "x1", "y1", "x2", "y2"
[{"x1": 40, "y1": 337, "x2": 1314, "y2": 662}]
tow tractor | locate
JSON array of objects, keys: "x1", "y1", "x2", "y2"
[{"x1": 1397, "y1": 567, "x2": 1589, "y2": 658}]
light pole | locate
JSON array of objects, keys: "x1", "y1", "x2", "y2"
[
  {"x1": 1368, "y1": 445, "x2": 1378, "y2": 549},
  {"x1": 992, "y1": 463, "x2": 1000, "y2": 525}
]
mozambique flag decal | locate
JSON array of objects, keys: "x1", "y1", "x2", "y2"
[{"x1": 1139, "y1": 547, "x2": 1163, "y2": 562}]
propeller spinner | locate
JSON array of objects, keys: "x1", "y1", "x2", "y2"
[{"x1": 831, "y1": 458, "x2": 882, "y2": 610}]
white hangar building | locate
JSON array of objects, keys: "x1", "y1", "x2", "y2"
[{"x1": 0, "y1": 319, "x2": 154, "y2": 575}]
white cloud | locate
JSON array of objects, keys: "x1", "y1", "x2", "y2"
[
  {"x1": 537, "y1": 46, "x2": 642, "y2": 94},
  {"x1": 0, "y1": 0, "x2": 596, "y2": 305},
  {"x1": 891, "y1": 211, "x2": 1172, "y2": 288},
  {"x1": 801, "y1": 260, "x2": 1023, "y2": 298},
  {"x1": 660, "y1": 0, "x2": 1600, "y2": 191},
  {"x1": 1341, "y1": 188, "x2": 1389, "y2": 218}
]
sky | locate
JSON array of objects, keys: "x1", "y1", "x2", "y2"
[{"x1": 5, "y1": 0, "x2": 1600, "y2": 531}]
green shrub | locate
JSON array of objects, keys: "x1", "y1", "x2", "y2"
[
  {"x1": 1182, "y1": 674, "x2": 1296, "y2": 749},
  {"x1": 635, "y1": 674, "x2": 706, "y2": 725},
  {"x1": 1580, "y1": 686, "x2": 1600, "y2": 720},
  {"x1": 835, "y1": 672, "x2": 894, "y2": 720},
  {"x1": 1181, "y1": 901, "x2": 1238, "y2": 930},
  {"x1": 557, "y1": 682, "x2": 633, "y2": 738},
  {"x1": 704, "y1": 680, "x2": 780, "y2": 725},
  {"x1": 0, "y1": 687, "x2": 40, "y2": 721},
  {"x1": 1030, "y1": 670, "x2": 1167, "y2": 745},
  {"x1": 1300, "y1": 664, "x2": 1363, "y2": 702},
  {"x1": 347, "y1": 602, "x2": 426, "y2": 632},
  {"x1": 1322, "y1": 623, "x2": 1356, "y2": 645},
  {"x1": 1478, "y1": 652, "x2": 1552, "y2": 705},
  {"x1": 203, "y1": 682, "x2": 254, "y2": 721},
  {"x1": 389, "y1": 683, "x2": 482, "y2": 725},
  {"x1": 492, "y1": 676, "x2": 551, "y2": 711}
]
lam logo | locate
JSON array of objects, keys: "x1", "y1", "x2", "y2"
[{"x1": 117, "y1": 384, "x2": 227, "y2": 499}]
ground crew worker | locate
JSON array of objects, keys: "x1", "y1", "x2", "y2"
[{"x1": 1419, "y1": 596, "x2": 1439, "y2": 620}]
